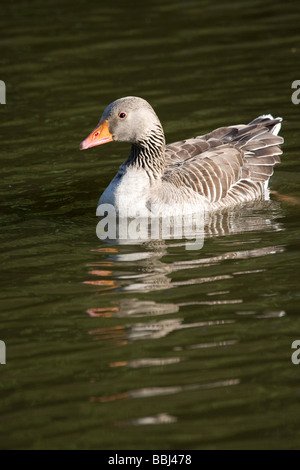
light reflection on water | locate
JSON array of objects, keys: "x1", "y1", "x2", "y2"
[
  {"x1": 89, "y1": 318, "x2": 235, "y2": 342},
  {"x1": 84, "y1": 204, "x2": 287, "y2": 428},
  {"x1": 123, "y1": 413, "x2": 177, "y2": 426},
  {"x1": 84, "y1": 204, "x2": 285, "y2": 300},
  {"x1": 84, "y1": 206, "x2": 286, "y2": 347},
  {"x1": 90, "y1": 378, "x2": 240, "y2": 403}
]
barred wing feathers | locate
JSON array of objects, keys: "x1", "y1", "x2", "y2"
[{"x1": 163, "y1": 116, "x2": 283, "y2": 204}]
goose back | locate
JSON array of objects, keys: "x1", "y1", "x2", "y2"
[{"x1": 162, "y1": 115, "x2": 283, "y2": 208}]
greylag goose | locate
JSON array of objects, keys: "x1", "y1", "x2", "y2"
[{"x1": 80, "y1": 97, "x2": 283, "y2": 217}]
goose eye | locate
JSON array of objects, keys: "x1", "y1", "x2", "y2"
[{"x1": 118, "y1": 112, "x2": 127, "y2": 119}]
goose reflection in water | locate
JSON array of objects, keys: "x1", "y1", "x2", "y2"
[{"x1": 84, "y1": 202, "x2": 285, "y2": 345}]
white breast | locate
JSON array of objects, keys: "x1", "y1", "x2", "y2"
[{"x1": 98, "y1": 166, "x2": 152, "y2": 217}]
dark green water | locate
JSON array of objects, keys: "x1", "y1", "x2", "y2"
[{"x1": 1, "y1": 0, "x2": 300, "y2": 450}]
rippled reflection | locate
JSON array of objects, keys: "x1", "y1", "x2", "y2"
[
  {"x1": 110, "y1": 357, "x2": 182, "y2": 368},
  {"x1": 123, "y1": 413, "x2": 177, "y2": 426},
  {"x1": 89, "y1": 318, "x2": 234, "y2": 342},
  {"x1": 85, "y1": 202, "x2": 286, "y2": 418},
  {"x1": 90, "y1": 378, "x2": 240, "y2": 403},
  {"x1": 85, "y1": 244, "x2": 283, "y2": 294},
  {"x1": 96, "y1": 201, "x2": 283, "y2": 246},
  {"x1": 85, "y1": 243, "x2": 284, "y2": 296},
  {"x1": 85, "y1": 203, "x2": 285, "y2": 347}
]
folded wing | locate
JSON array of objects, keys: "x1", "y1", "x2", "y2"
[{"x1": 164, "y1": 116, "x2": 283, "y2": 204}]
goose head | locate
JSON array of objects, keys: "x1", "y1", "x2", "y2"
[{"x1": 80, "y1": 96, "x2": 164, "y2": 150}]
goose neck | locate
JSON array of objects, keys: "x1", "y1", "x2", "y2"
[{"x1": 126, "y1": 125, "x2": 166, "y2": 179}]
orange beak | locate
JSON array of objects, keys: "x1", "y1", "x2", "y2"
[{"x1": 80, "y1": 120, "x2": 113, "y2": 150}]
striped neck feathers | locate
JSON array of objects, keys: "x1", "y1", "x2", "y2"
[{"x1": 126, "y1": 123, "x2": 166, "y2": 179}]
